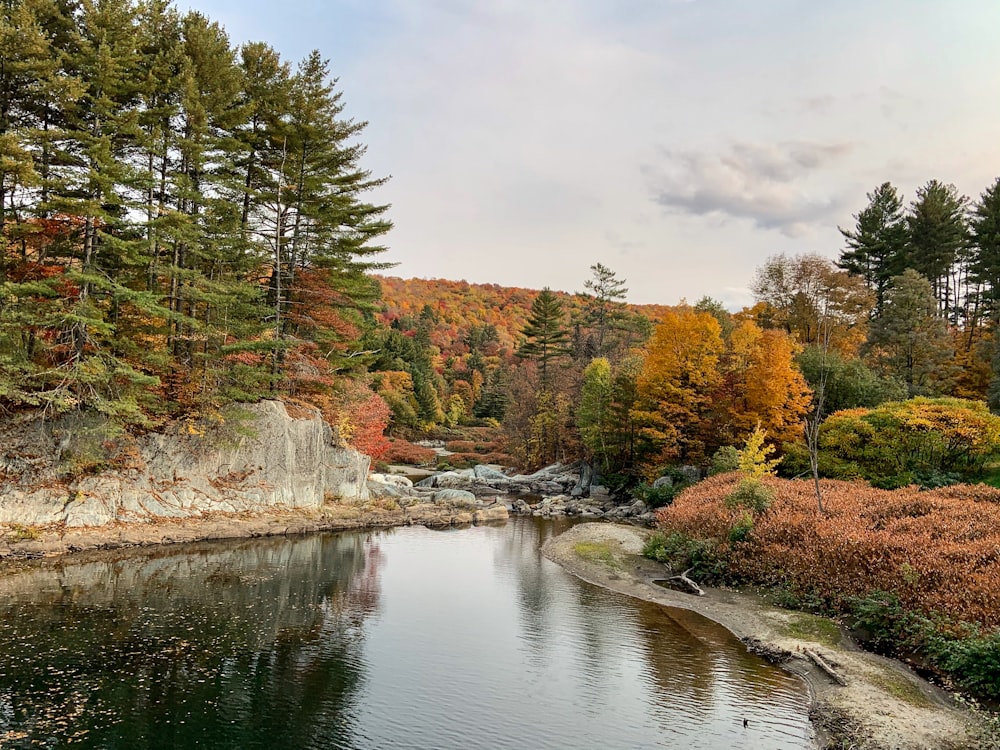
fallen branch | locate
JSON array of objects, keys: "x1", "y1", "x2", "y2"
[
  {"x1": 804, "y1": 648, "x2": 847, "y2": 686},
  {"x1": 667, "y1": 566, "x2": 705, "y2": 596}
]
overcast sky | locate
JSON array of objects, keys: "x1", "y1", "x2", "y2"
[{"x1": 179, "y1": 0, "x2": 1000, "y2": 307}]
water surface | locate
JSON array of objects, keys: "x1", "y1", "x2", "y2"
[{"x1": 0, "y1": 519, "x2": 813, "y2": 748}]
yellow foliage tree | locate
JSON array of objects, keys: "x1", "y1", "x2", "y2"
[{"x1": 636, "y1": 306, "x2": 723, "y2": 465}]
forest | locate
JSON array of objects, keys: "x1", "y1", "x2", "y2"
[
  {"x1": 5, "y1": 1, "x2": 1000, "y2": 498},
  {"x1": 0, "y1": 0, "x2": 391, "y2": 456}
]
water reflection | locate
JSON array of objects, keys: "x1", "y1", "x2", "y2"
[{"x1": 0, "y1": 521, "x2": 813, "y2": 749}]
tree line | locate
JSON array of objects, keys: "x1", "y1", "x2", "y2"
[{"x1": 0, "y1": 0, "x2": 389, "y2": 428}]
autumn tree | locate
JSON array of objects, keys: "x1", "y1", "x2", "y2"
[
  {"x1": 751, "y1": 253, "x2": 873, "y2": 356},
  {"x1": 711, "y1": 320, "x2": 811, "y2": 448},
  {"x1": 635, "y1": 306, "x2": 723, "y2": 466}
]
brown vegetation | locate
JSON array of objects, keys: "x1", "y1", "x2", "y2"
[{"x1": 657, "y1": 474, "x2": 1000, "y2": 629}]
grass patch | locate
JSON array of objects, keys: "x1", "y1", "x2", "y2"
[
  {"x1": 870, "y1": 668, "x2": 933, "y2": 709},
  {"x1": 573, "y1": 541, "x2": 620, "y2": 569},
  {"x1": 784, "y1": 613, "x2": 842, "y2": 648}
]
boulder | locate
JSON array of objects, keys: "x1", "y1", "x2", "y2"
[
  {"x1": 431, "y1": 489, "x2": 479, "y2": 508},
  {"x1": 369, "y1": 473, "x2": 413, "y2": 488},
  {"x1": 652, "y1": 475, "x2": 674, "y2": 490},
  {"x1": 473, "y1": 465, "x2": 509, "y2": 482}
]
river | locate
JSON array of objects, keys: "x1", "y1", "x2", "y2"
[{"x1": 0, "y1": 518, "x2": 814, "y2": 748}]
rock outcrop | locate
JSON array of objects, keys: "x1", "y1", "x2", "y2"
[{"x1": 0, "y1": 401, "x2": 370, "y2": 528}]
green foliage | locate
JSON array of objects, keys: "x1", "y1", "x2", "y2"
[
  {"x1": 847, "y1": 592, "x2": 1000, "y2": 699},
  {"x1": 709, "y1": 445, "x2": 740, "y2": 475},
  {"x1": 866, "y1": 270, "x2": 953, "y2": 396},
  {"x1": 727, "y1": 512, "x2": 754, "y2": 543},
  {"x1": 837, "y1": 181, "x2": 908, "y2": 317},
  {"x1": 642, "y1": 531, "x2": 724, "y2": 578},
  {"x1": 517, "y1": 287, "x2": 571, "y2": 385},
  {"x1": 725, "y1": 478, "x2": 773, "y2": 514},
  {"x1": 0, "y1": 0, "x2": 390, "y2": 433},
  {"x1": 796, "y1": 345, "x2": 906, "y2": 413},
  {"x1": 632, "y1": 481, "x2": 680, "y2": 509},
  {"x1": 820, "y1": 397, "x2": 1000, "y2": 485},
  {"x1": 905, "y1": 180, "x2": 969, "y2": 318},
  {"x1": 929, "y1": 627, "x2": 1000, "y2": 699},
  {"x1": 777, "y1": 442, "x2": 863, "y2": 480}
]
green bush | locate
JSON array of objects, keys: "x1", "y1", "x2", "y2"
[
  {"x1": 929, "y1": 627, "x2": 1000, "y2": 699},
  {"x1": 725, "y1": 478, "x2": 773, "y2": 514},
  {"x1": 710, "y1": 446, "x2": 740, "y2": 475},
  {"x1": 642, "y1": 532, "x2": 724, "y2": 578},
  {"x1": 633, "y1": 482, "x2": 680, "y2": 509},
  {"x1": 727, "y1": 512, "x2": 754, "y2": 543},
  {"x1": 776, "y1": 441, "x2": 863, "y2": 480},
  {"x1": 821, "y1": 397, "x2": 1000, "y2": 485}
]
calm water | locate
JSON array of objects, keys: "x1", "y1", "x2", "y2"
[{"x1": 0, "y1": 519, "x2": 814, "y2": 749}]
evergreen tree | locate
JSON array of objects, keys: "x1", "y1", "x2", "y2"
[
  {"x1": 866, "y1": 269, "x2": 953, "y2": 396},
  {"x1": 581, "y1": 262, "x2": 628, "y2": 357},
  {"x1": 838, "y1": 182, "x2": 907, "y2": 317},
  {"x1": 517, "y1": 287, "x2": 570, "y2": 387},
  {"x1": 968, "y1": 177, "x2": 1000, "y2": 324},
  {"x1": 906, "y1": 180, "x2": 968, "y2": 321}
]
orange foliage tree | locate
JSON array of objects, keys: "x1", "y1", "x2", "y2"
[
  {"x1": 711, "y1": 321, "x2": 812, "y2": 447},
  {"x1": 635, "y1": 306, "x2": 724, "y2": 465}
]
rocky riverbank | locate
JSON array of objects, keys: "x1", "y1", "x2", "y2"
[
  {"x1": 374, "y1": 461, "x2": 658, "y2": 523},
  {"x1": 543, "y1": 523, "x2": 988, "y2": 750}
]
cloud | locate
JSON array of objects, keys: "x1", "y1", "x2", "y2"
[{"x1": 645, "y1": 140, "x2": 853, "y2": 237}]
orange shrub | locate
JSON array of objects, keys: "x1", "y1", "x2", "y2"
[
  {"x1": 657, "y1": 474, "x2": 1000, "y2": 629},
  {"x1": 382, "y1": 439, "x2": 437, "y2": 466}
]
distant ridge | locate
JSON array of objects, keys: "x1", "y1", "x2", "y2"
[{"x1": 373, "y1": 275, "x2": 674, "y2": 356}]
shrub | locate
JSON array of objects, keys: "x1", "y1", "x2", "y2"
[
  {"x1": 930, "y1": 627, "x2": 1000, "y2": 698},
  {"x1": 728, "y1": 512, "x2": 754, "y2": 543},
  {"x1": 657, "y1": 474, "x2": 1000, "y2": 699},
  {"x1": 633, "y1": 482, "x2": 681, "y2": 509},
  {"x1": 382, "y1": 439, "x2": 437, "y2": 466},
  {"x1": 725, "y1": 479, "x2": 773, "y2": 514},
  {"x1": 710, "y1": 446, "x2": 739, "y2": 475},
  {"x1": 821, "y1": 397, "x2": 1000, "y2": 485},
  {"x1": 642, "y1": 531, "x2": 724, "y2": 579}
]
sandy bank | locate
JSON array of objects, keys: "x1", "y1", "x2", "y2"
[{"x1": 542, "y1": 522, "x2": 988, "y2": 750}]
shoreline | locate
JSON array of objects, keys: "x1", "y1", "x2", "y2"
[
  {"x1": 541, "y1": 522, "x2": 985, "y2": 750},
  {"x1": 0, "y1": 500, "x2": 507, "y2": 563}
]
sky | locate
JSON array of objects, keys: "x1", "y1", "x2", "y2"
[{"x1": 177, "y1": 0, "x2": 1000, "y2": 308}]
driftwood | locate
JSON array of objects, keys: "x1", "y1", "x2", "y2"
[
  {"x1": 667, "y1": 567, "x2": 705, "y2": 596},
  {"x1": 804, "y1": 648, "x2": 847, "y2": 686}
]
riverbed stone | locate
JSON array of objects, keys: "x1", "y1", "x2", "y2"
[{"x1": 431, "y1": 489, "x2": 479, "y2": 507}]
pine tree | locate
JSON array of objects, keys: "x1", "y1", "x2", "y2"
[
  {"x1": 866, "y1": 269, "x2": 953, "y2": 396},
  {"x1": 906, "y1": 180, "x2": 968, "y2": 321},
  {"x1": 581, "y1": 262, "x2": 628, "y2": 357},
  {"x1": 968, "y1": 177, "x2": 1000, "y2": 324},
  {"x1": 517, "y1": 287, "x2": 570, "y2": 387},
  {"x1": 838, "y1": 182, "x2": 907, "y2": 317}
]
